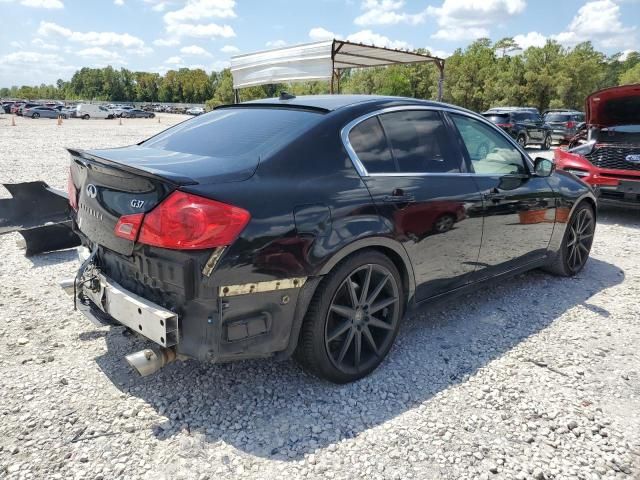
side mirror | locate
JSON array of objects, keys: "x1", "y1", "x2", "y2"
[{"x1": 533, "y1": 157, "x2": 555, "y2": 177}]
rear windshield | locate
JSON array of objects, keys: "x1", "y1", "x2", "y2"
[
  {"x1": 143, "y1": 107, "x2": 322, "y2": 159},
  {"x1": 482, "y1": 114, "x2": 510, "y2": 123},
  {"x1": 545, "y1": 114, "x2": 571, "y2": 122}
]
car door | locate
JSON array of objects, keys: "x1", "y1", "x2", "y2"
[
  {"x1": 345, "y1": 108, "x2": 484, "y2": 301},
  {"x1": 448, "y1": 113, "x2": 556, "y2": 277}
]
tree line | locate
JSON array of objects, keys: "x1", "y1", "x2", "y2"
[{"x1": 2, "y1": 38, "x2": 639, "y2": 112}]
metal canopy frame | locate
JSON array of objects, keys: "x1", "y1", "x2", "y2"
[{"x1": 230, "y1": 39, "x2": 445, "y2": 101}]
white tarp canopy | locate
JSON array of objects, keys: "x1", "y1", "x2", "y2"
[{"x1": 230, "y1": 39, "x2": 445, "y2": 91}]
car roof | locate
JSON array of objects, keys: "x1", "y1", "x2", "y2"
[{"x1": 242, "y1": 94, "x2": 462, "y2": 113}]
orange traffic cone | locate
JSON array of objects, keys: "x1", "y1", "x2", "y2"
[
  {"x1": 57, "y1": 115, "x2": 62, "y2": 126},
  {"x1": 157, "y1": 116, "x2": 160, "y2": 124}
]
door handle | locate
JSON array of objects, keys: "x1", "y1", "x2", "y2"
[
  {"x1": 383, "y1": 194, "x2": 415, "y2": 203},
  {"x1": 483, "y1": 191, "x2": 506, "y2": 201}
]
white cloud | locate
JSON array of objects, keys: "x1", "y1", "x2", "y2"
[
  {"x1": 424, "y1": 46, "x2": 450, "y2": 58},
  {"x1": 114, "y1": 0, "x2": 124, "y2": 5},
  {"x1": 0, "y1": 51, "x2": 76, "y2": 85},
  {"x1": 165, "y1": 55, "x2": 183, "y2": 65},
  {"x1": 513, "y1": 31, "x2": 547, "y2": 49},
  {"x1": 19, "y1": 0, "x2": 63, "y2": 8},
  {"x1": 428, "y1": 0, "x2": 526, "y2": 41},
  {"x1": 309, "y1": 27, "x2": 339, "y2": 41},
  {"x1": 220, "y1": 44, "x2": 239, "y2": 53},
  {"x1": 162, "y1": 0, "x2": 236, "y2": 38},
  {"x1": 180, "y1": 44, "x2": 212, "y2": 56},
  {"x1": 76, "y1": 47, "x2": 126, "y2": 64},
  {"x1": 166, "y1": 22, "x2": 235, "y2": 38},
  {"x1": 153, "y1": 37, "x2": 180, "y2": 47},
  {"x1": 619, "y1": 49, "x2": 635, "y2": 61},
  {"x1": 552, "y1": 0, "x2": 637, "y2": 50},
  {"x1": 32, "y1": 37, "x2": 58, "y2": 50},
  {"x1": 37, "y1": 21, "x2": 147, "y2": 50},
  {"x1": 346, "y1": 30, "x2": 411, "y2": 49},
  {"x1": 265, "y1": 40, "x2": 287, "y2": 48},
  {"x1": 354, "y1": 0, "x2": 428, "y2": 26}
]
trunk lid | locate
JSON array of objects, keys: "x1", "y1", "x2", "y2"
[
  {"x1": 69, "y1": 145, "x2": 259, "y2": 256},
  {"x1": 586, "y1": 84, "x2": 640, "y2": 127}
]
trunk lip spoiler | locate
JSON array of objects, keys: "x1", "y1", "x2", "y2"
[{"x1": 67, "y1": 147, "x2": 199, "y2": 186}]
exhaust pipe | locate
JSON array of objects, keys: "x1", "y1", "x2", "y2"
[
  {"x1": 125, "y1": 348, "x2": 177, "y2": 377},
  {"x1": 60, "y1": 278, "x2": 75, "y2": 296}
]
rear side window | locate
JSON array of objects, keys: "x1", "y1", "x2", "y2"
[
  {"x1": 545, "y1": 113, "x2": 571, "y2": 122},
  {"x1": 378, "y1": 110, "x2": 459, "y2": 173},
  {"x1": 144, "y1": 108, "x2": 322, "y2": 159},
  {"x1": 348, "y1": 116, "x2": 395, "y2": 173}
]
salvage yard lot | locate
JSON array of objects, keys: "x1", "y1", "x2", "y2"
[{"x1": 0, "y1": 114, "x2": 639, "y2": 480}]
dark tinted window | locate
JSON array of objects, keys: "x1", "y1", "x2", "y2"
[
  {"x1": 348, "y1": 117, "x2": 395, "y2": 173},
  {"x1": 378, "y1": 110, "x2": 459, "y2": 173},
  {"x1": 545, "y1": 113, "x2": 571, "y2": 122},
  {"x1": 144, "y1": 107, "x2": 322, "y2": 160}
]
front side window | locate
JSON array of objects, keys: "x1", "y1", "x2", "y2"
[
  {"x1": 451, "y1": 114, "x2": 527, "y2": 175},
  {"x1": 378, "y1": 110, "x2": 460, "y2": 173}
]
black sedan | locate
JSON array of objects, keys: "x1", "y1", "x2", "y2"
[
  {"x1": 122, "y1": 108, "x2": 155, "y2": 118},
  {"x1": 67, "y1": 95, "x2": 596, "y2": 383}
]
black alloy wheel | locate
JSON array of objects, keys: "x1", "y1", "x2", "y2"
[
  {"x1": 296, "y1": 251, "x2": 403, "y2": 383},
  {"x1": 517, "y1": 134, "x2": 526, "y2": 148},
  {"x1": 565, "y1": 206, "x2": 595, "y2": 274},
  {"x1": 541, "y1": 134, "x2": 552, "y2": 150}
]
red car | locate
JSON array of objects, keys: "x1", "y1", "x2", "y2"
[{"x1": 554, "y1": 84, "x2": 640, "y2": 207}]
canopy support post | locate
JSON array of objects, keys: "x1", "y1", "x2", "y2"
[
  {"x1": 436, "y1": 60, "x2": 445, "y2": 102},
  {"x1": 233, "y1": 88, "x2": 240, "y2": 104}
]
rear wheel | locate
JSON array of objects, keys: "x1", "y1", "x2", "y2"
[
  {"x1": 31, "y1": 113, "x2": 40, "y2": 119},
  {"x1": 296, "y1": 251, "x2": 403, "y2": 383},
  {"x1": 517, "y1": 134, "x2": 527, "y2": 148},
  {"x1": 149, "y1": 113, "x2": 155, "y2": 118},
  {"x1": 544, "y1": 203, "x2": 595, "y2": 276},
  {"x1": 82, "y1": 114, "x2": 90, "y2": 120},
  {"x1": 541, "y1": 134, "x2": 552, "y2": 150}
]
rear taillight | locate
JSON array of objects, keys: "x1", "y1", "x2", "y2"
[
  {"x1": 114, "y1": 213, "x2": 144, "y2": 241},
  {"x1": 133, "y1": 191, "x2": 251, "y2": 250},
  {"x1": 566, "y1": 121, "x2": 576, "y2": 129},
  {"x1": 67, "y1": 168, "x2": 78, "y2": 211}
]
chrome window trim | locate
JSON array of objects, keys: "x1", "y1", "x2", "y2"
[{"x1": 340, "y1": 104, "x2": 534, "y2": 178}]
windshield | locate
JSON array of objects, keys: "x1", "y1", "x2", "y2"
[
  {"x1": 143, "y1": 107, "x2": 323, "y2": 160},
  {"x1": 482, "y1": 114, "x2": 511, "y2": 124},
  {"x1": 545, "y1": 114, "x2": 571, "y2": 122}
]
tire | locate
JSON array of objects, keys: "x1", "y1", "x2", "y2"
[
  {"x1": 541, "y1": 134, "x2": 552, "y2": 150},
  {"x1": 82, "y1": 114, "x2": 90, "y2": 120},
  {"x1": 295, "y1": 250, "x2": 404, "y2": 383},
  {"x1": 517, "y1": 134, "x2": 527, "y2": 148},
  {"x1": 32, "y1": 113, "x2": 40, "y2": 119},
  {"x1": 107, "y1": 115, "x2": 113, "y2": 119},
  {"x1": 543, "y1": 203, "x2": 595, "y2": 277},
  {"x1": 433, "y1": 213, "x2": 456, "y2": 234},
  {"x1": 149, "y1": 113, "x2": 155, "y2": 119}
]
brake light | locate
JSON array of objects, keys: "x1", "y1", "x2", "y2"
[
  {"x1": 496, "y1": 123, "x2": 514, "y2": 128},
  {"x1": 67, "y1": 168, "x2": 78, "y2": 211},
  {"x1": 137, "y1": 191, "x2": 251, "y2": 250},
  {"x1": 566, "y1": 121, "x2": 576, "y2": 129},
  {"x1": 114, "y1": 213, "x2": 144, "y2": 241}
]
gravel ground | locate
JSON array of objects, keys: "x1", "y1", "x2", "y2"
[{"x1": 0, "y1": 115, "x2": 639, "y2": 480}]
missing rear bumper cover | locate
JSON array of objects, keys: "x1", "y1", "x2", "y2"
[{"x1": 219, "y1": 277, "x2": 307, "y2": 297}]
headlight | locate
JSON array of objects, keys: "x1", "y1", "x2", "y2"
[
  {"x1": 564, "y1": 168, "x2": 589, "y2": 177},
  {"x1": 568, "y1": 140, "x2": 596, "y2": 156}
]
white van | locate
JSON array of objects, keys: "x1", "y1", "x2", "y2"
[{"x1": 75, "y1": 104, "x2": 114, "y2": 120}]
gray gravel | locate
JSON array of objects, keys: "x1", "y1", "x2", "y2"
[{"x1": 0, "y1": 116, "x2": 639, "y2": 479}]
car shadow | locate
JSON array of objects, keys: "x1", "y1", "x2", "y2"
[
  {"x1": 93, "y1": 257, "x2": 622, "y2": 461},
  {"x1": 27, "y1": 248, "x2": 77, "y2": 268},
  {"x1": 597, "y1": 205, "x2": 640, "y2": 229}
]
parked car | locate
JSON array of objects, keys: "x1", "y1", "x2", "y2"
[
  {"x1": 67, "y1": 95, "x2": 596, "y2": 383},
  {"x1": 2, "y1": 101, "x2": 16, "y2": 113},
  {"x1": 75, "y1": 104, "x2": 114, "y2": 120},
  {"x1": 186, "y1": 106, "x2": 205, "y2": 115},
  {"x1": 543, "y1": 109, "x2": 585, "y2": 143},
  {"x1": 555, "y1": 84, "x2": 640, "y2": 207},
  {"x1": 485, "y1": 106, "x2": 540, "y2": 115},
  {"x1": 17, "y1": 102, "x2": 41, "y2": 116},
  {"x1": 121, "y1": 108, "x2": 155, "y2": 118},
  {"x1": 24, "y1": 106, "x2": 68, "y2": 119},
  {"x1": 10, "y1": 102, "x2": 25, "y2": 114},
  {"x1": 482, "y1": 108, "x2": 552, "y2": 149},
  {"x1": 112, "y1": 105, "x2": 134, "y2": 117}
]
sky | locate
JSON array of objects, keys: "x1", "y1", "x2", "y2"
[{"x1": 0, "y1": 0, "x2": 638, "y2": 87}]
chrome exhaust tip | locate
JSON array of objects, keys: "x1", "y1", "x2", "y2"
[
  {"x1": 125, "y1": 348, "x2": 176, "y2": 377},
  {"x1": 59, "y1": 278, "x2": 75, "y2": 296}
]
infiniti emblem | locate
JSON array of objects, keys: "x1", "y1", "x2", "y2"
[
  {"x1": 86, "y1": 184, "x2": 98, "y2": 198},
  {"x1": 625, "y1": 154, "x2": 640, "y2": 164}
]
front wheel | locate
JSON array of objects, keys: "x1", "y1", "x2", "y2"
[
  {"x1": 149, "y1": 113, "x2": 155, "y2": 118},
  {"x1": 543, "y1": 203, "x2": 595, "y2": 276},
  {"x1": 541, "y1": 134, "x2": 552, "y2": 150},
  {"x1": 82, "y1": 114, "x2": 90, "y2": 120},
  {"x1": 31, "y1": 113, "x2": 40, "y2": 119},
  {"x1": 295, "y1": 251, "x2": 404, "y2": 383}
]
